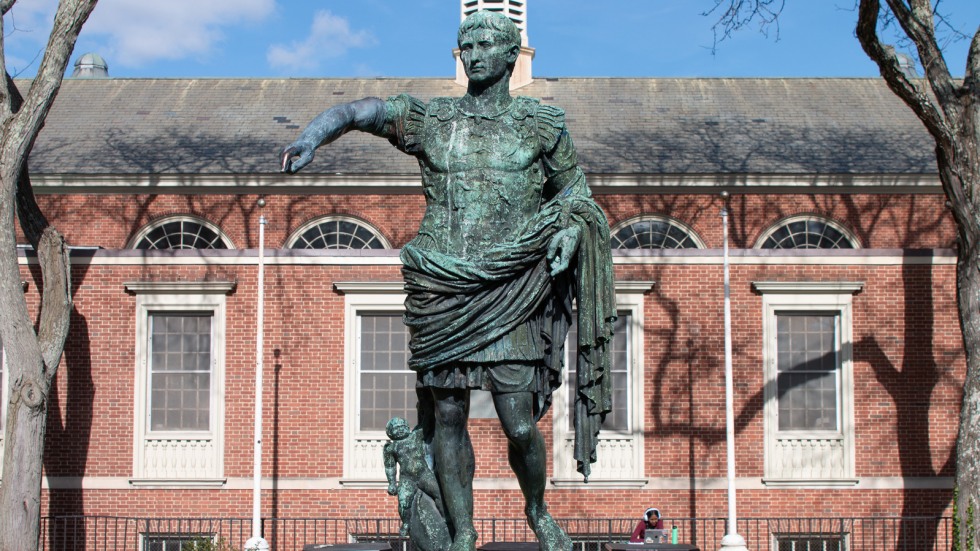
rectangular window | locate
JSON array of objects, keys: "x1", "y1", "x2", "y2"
[
  {"x1": 149, "y1": 313, "x2": 212, "y2": 432},
  {"x1": 144, "y1": 533, "x2": 213, "y2": 551},
  {"x1": 775, "y1": 534, "x2": 845, "y2": 551},
  {"x1": 755, "y1": 281, "x2": 860, "y2": 484},
  {"x1": 551, "y1": 282, "x2": 653, "y2": 484},
  {"x1": 566, "y1": 314, "x2": 630, "y2": 432},
  {"x1": 776, "y1": 313, "x2": 839, "y2": 432},
  {"x1": 126, "y1": 281, "x2": 232, "y2": 484},
  {"x1": 358, "y1": 312, "x2": 416, "y2": 431},
  {"x1": 338, "y1": 283, "x2": 413, "y2": 482}
]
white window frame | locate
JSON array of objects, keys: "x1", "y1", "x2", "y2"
[
  {"x1": 129, "y1": 215, "x2": 235, "y2": 250},
  {"x1": 754, "y1": 215, "x2": 861, "y2": 250},
  {"x1": 336, "y1": 281, "x2": 409, "y2": 485},
  {"x1": 755, "y1": 281, "x2": 862, "y2": 486},
  {"x1": 551, "y1": 281, "x2": 654, "y2": 487},
  {"x1": 126, "y1": 281, "x2": 234, "y2": 486},
  {"x1": 285, "y1": 215, "x2": 391, "y2": 249},
  {"x1": 609, "y1": 215, "x2": 706, "y2": 249}
]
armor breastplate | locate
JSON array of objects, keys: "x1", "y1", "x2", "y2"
[{"x1": 415, "y1": 98, "x2": 545, "y2": 258}]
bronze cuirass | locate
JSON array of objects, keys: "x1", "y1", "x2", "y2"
[{"x1": 414, "y1": 98, "x2": 545, "y2": 258}]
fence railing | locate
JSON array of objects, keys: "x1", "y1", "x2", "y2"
[{"x1": 39, "y1": 515, "x2": 953, "y2": 551}]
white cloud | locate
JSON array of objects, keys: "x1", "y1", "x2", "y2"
[
  {"x1": 81, "y1": 0, "x2": 275, "y2": 66},
  {"x1": 267, "y1": 10, "x2": 375, "y2": 72}
]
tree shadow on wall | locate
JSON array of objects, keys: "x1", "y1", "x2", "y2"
[
  {"x1": 609, "y1": 118, "x2": 956, "y2": 544},
  {"x1": 43, "y1": 303, "x2": 94, "y2": 547},
  {"x1": 37, "y1": 127, "x2": 411, "y2": 251}
]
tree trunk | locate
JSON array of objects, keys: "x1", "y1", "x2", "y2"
[
  {"x1": 0, "y1": 1, "x2": 98, "y2": 548},
  {"x1": 950, "y1": 124, "x2": 980, "y2": 550},
  {"x1": 855, "y1": 1, "x2": 979, "y2": 545}
]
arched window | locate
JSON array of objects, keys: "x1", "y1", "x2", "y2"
[
  {"x1": 131, "y1": 216, "x2": 232, "y2": 250},
  {"x1": 757, "y1": 216, "x2": 858, "y2": 249},
  {"x1": 610, "y1": 216, "x2": 704, "y2": 250},
  {"x1": 286, "y1": 216, "x2": 389, "y2": 249}
]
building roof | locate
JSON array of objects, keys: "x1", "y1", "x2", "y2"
[{"x1": 29, "y1": 77, "x2": 937, "y2": 177}]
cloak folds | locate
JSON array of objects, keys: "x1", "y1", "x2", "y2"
[{"x1": 401, "y1": 190, "x2": 616, "y2": 480}]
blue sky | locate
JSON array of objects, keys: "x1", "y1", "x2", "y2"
[{"x1": 3, "y1": 0, "x2": 978, "y2": 79}]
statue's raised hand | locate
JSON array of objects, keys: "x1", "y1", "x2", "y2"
[
  {"x1": 280, "y1": 141, "x2": 315, "y2": 173},
  {"x1": 547, "y1": 225, "x2": 582, "y2": 276}
]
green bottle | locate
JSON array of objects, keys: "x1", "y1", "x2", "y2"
[{"x1": 671, "y1": 526, "x2": 678, "y2": 544}]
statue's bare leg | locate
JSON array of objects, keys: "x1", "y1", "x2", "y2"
[
  {"x1": 432, "y1": 387, "x2": 478, "y2": 550},
  {"x1": 493, "y1": 391, "x2": 571, "y2": 551}
]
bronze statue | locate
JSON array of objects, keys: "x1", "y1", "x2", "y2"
[
  {"x1": 383, "y1": 417, "x2": 443, "y2": 536},
  {"x1": 282, "y1": 11, "x2": 616, "y2": 551}
]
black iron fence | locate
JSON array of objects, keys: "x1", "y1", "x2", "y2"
[{"x1": 39, "y1": 515, "x2": 953, "y2": 550}]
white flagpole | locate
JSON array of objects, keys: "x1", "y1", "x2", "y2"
[
  {"x1": 720, "y1": 193, "x2": 747, "y2": 551},
  {"x1": 246, "y1": 201, "x2": 270, "y2": 551}
]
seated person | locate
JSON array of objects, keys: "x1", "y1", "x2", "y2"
[{"x1": 630, "y1": 507, "x2": 665, "y2": 543}]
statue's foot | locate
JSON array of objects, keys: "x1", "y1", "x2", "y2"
[
  {"x1": 448, "y1": 527, "x2": 478, "y2": 551},
  {"x1": 526, "y1": 507, "x2": 571, "y2": 551},
  {"x1": 400, "y1": 523, "x2": 409, "y2": 536}
]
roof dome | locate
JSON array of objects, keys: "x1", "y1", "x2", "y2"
[{"x1": 72, "y1": 53, "x2": 109, "y2": 79}]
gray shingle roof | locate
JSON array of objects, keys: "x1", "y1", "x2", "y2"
[{"x1": 29, "y1": 77, "x2": 937, "y2": 176}]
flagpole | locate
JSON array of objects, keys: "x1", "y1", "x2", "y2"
[
  {"x1": 720, "y1": 192, "x2": 747, "y2": 551},
  {"x1": 246, "y1": 200, "x2": 270, "y2": 551}
]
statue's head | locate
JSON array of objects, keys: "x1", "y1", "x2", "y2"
[
  {"x1": 458, "y1": 11, "x2": 521, "y2": 52},
  {"x1": 457, "y1": 11, "x2": 521, "y2": 83},
  {"x1": 386, "y1": 417, "x2": 411, "y2": 440}
]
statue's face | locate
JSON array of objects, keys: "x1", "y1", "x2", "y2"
[
  {"x1": 390, "y1": 422, "x2": 410, "y2": 440},
  {"x1": 459, "y1": 29, "x2": 516, "y2": 85}
]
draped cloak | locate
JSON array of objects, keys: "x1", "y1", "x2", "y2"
[{"x1": 386, "y1": 94, "x2": 617, "y2": 480}]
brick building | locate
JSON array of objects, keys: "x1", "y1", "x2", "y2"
[{"x1": 3, "y1": 4, "x2": 965, "y2": 550}]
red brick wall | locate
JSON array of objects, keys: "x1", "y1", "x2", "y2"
[
  {"x1": 11, "y1": 189, "x2": 961, "y2": 526},
  {"x1": 27, "y1": 192, "x2": 955, "y2": 250}
]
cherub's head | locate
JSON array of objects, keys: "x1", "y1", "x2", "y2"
[{"x1": 386, "y1": 417, "x2": 411, "y2": 440}]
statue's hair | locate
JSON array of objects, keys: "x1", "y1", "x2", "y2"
[{"x1": 458, "y1": 10, "x2": 521, "y2": 51}]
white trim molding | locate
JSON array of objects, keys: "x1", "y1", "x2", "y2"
[
  {"x1": 755, "y1": 280, "x2": 863, "y2": 486},
  {"x1": 551, "y1": 281, "x2": 655, "y2": 485},
  {"x1": 339, "y1": 285, "x2": 410, "y2": 482},
  {"x1": 128, "y1": 282, "x2": 230, "y2": 485}
]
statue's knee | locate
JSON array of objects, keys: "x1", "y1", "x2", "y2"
[{"x1": 503, "y1": 421, "x2": 536, "y2": 446}]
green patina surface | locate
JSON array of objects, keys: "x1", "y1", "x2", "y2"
[{"x1": 282, "y1": 11, "x2": 615, "y2": 551}]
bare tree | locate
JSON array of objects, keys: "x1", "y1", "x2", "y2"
[
  {"x1": 855, "y1": 4, "x2": 980, "y2": 546},
  {"x1": 708, "y1": 0, "x2": 978, "y2": 546},
  {"x1": 0, "y1": 1, "x2": 98, "y2": 549}
]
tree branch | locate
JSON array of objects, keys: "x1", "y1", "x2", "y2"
[
  {"x1": 1, "y1": 0, "x2": 95, "y2": 373},
  {"x1": 886, "y1": 0, "x2": 959, "y2": 117},
  {"x1": 6, "y1": 0, "x2": 97, "y2": 166},
  {"x1": 0, "y1": 0, "x2": 16, "y2": 16},
  {"x1": 966, "y1": 24, "x2": 979, "y2": 94},
  {"x1": 857, "y1": 0, "x2": 950, "y2": 143},
  {"x1": 3, "y1": 71, "x2": 71, "y2": 375}
]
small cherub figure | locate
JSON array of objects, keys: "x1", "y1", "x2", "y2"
[{"x1": 383, "y1": 417, "x2": 442, "y2": 536}]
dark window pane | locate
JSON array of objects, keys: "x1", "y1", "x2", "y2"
[
  {"x1": 612, "y1": 218, "x2": 701, "y2": 250},
  {"x1": 290, "y1": 218, "x2": 387, "y2": 250},
  {"x1": 761, "y1": 218, "x2": 855, "y2": 250},
  {"x1": 149, "y1": 313, "x2": 212, "y2": 431},
  {"x1": 358, "y1": 313, "x2": 415, "y2": 431},
  {"x1": 775, "y1": 313, "x2": 839, "y2": 431},
  {"x1": 135, "y1": 219, "x2": 227, "y2": 250}
]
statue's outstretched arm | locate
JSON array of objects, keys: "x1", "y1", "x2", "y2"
[{"x1": 280, "y1": 97, "x2": 386, "y2": 173}]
